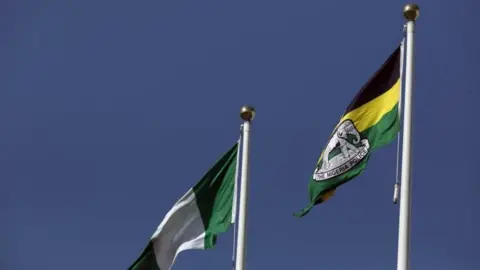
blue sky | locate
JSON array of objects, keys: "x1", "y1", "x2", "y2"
[{"x1": 2, "y1": 1, "x2": 479, "y2": 269}]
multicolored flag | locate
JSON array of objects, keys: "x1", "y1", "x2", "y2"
[
  {"x1": 296, "y1": 43, "x2": 403, "y2": 217},
  {"x1": 129, "y1": 143, "x2": 238, "y2": 270}
]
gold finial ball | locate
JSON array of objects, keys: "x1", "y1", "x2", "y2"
[
  {"x1": 240, "y1": 105, "x2": 255, "y2": 121},
  {"x1": 403, "y1": 4, "x2": 419, "y2": 21}
]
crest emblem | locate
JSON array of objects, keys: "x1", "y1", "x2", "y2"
[{"x1": 313, "y1": 120, "x2": 370, "y2": 181}]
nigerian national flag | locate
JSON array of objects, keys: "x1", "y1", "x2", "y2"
[
  {"x1": 129, "y1": 142, "x2": 238, "y2": 270},
  {"x1": 296, "y1": 43, "x2": 403, "y2": 217}
]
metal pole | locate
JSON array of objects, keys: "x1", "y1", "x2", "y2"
[
  {"x1": 234, "y1": 105, "x2": 255, "y2": 270},
  {"x1": 397, "y1": 4, "x2": 419, "y2": 270}
]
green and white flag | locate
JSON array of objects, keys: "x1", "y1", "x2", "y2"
[{"x1": 129, "y1": 142, "x2": 239, "y2": 270}]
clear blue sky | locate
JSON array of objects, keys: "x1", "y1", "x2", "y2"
[{"x1": 2, "y1": 1, "x2": 478, "y2": 269}]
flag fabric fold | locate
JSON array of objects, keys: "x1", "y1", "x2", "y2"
[
  {"x1": 129, "y1": 143, "x2": 238, "y2": 270},
  {"x1": 296, "y1": 44, "x2": 403, "y2": 217}
]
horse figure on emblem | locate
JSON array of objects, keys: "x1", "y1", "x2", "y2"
[{"x1": 321, "y1": 120, "x2": 361, "y2": 170}]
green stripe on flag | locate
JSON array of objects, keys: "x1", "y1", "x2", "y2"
[
  {"x1": 193, "y1": 143, "x2": 238, "y2": 249},
  {"x1": 129, "y1": 242, "x2": 160, "y2": 270}
]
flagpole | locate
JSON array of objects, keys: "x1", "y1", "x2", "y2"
[
  {"x1": 397, "y1": 4, "x2": 419, "y2": 270},
  {"x1": 235, "y1": 105, "x2": 255, "y2": 270}
]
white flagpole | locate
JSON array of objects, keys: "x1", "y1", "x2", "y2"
[
  {"x1": 235, "y1": 105, "x2": 255, "y2": 270},
  {"x1": 397, "y1": 4, "x2": 419, "y2": 270},
  {"x1": 393, "y1": 37, "x2": 406, "y2": 204},
  {"x1": 231, "y1": 126, "x2": 243, "y2": 269}
]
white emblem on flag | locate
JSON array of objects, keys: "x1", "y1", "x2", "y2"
[{"x1": 313, "y1": 120, "x2": 370, "y2": 181}]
